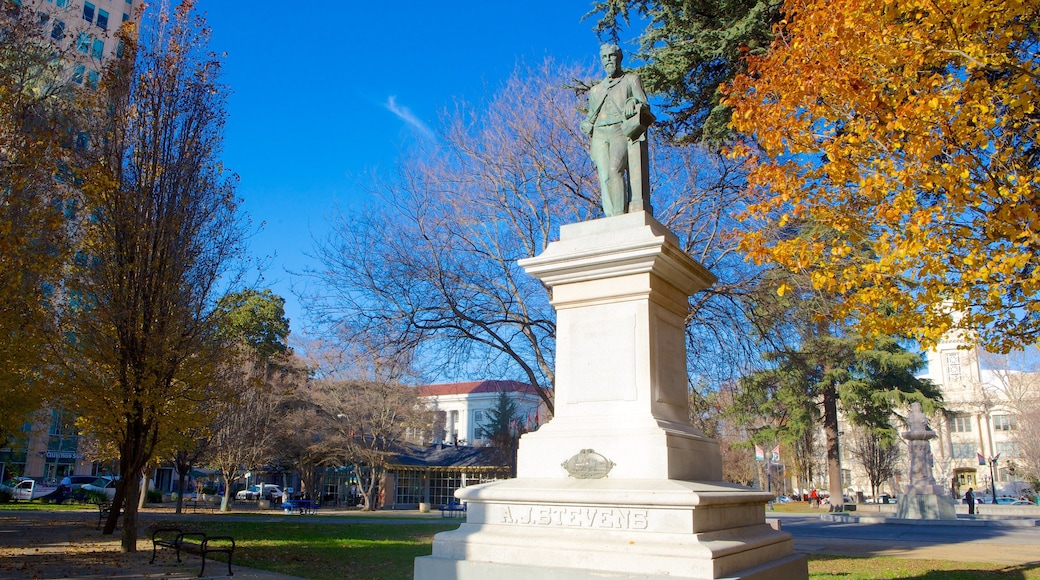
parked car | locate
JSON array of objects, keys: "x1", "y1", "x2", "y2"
[
  {"x1": 235, "y1": 484, "x2": 282, "y2": 501},
  {"x1": 81, "y1": 477, "x2": 118, "y2": 500},
  {"x1": 995, "y1": 496, "x2": 1019, "y2": 505},
  {"x1": 773, "y1": 495, "x2": 793, "y2": 503},
  {"x1": 63, "y1": 475, "x2": 101, "y2": 491},
  {"x1": 1010, "y1": 500, "x2": 1034, "y2": 506},
  {"x1": 1, "y1": 477, "x2": 60, "y2": 501}
]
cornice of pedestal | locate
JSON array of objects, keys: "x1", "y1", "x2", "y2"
[{"x1": 519, "y1": 212, "x2": 716, "y2": 294}]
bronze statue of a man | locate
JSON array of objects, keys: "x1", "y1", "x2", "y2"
[{"x1": 581, "y1": 43, "x2": 655, "y2": 217}]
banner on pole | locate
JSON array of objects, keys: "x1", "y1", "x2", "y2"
[{"x1": 755, "y1": 445, "x2": 764, "y2": 461}]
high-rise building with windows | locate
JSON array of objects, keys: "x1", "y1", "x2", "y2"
[
  {"x1": 0, "y1": 0, "x2": 142, "y2": 486},
  {"x1": 25, "y1": 0, "x2": 140, "y2": 87}
]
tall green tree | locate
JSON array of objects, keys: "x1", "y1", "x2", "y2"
[
  {"x1": 215, "y1": 289, "x2": 290, "y2": 360},
  {"x1": 587, "y1": 0, "x2": 782, "y2": 144},
  {"x1": 479, "y1": 391, "x2": 527, "y2": 476},
  {"x1": 733, "y1": 265, "x2": 941, "y2": 510},
  {"x1": 57, "y1": 2, "x2": 244, "y2": 551}
]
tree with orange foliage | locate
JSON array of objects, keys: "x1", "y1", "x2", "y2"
[{"x1": 725, "y1": 0, "x2": 1040, "y2": 353}]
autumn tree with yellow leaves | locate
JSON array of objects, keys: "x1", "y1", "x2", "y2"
[
  {"x1": 725, "y1": 0, "x2": 1040, "y2": 352},
  {"x1": 57, "y1": 2, "x2": 245, "y2": 551},
  {"x1": 0, "y1": 2, "x2": 78, "y2": 443}
]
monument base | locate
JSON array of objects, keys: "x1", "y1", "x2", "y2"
[
  {"x1": 895, "y1": 493, "x2": 957, "y2": 520},
  {"x1": 414, "y1": 479, "x2": 807, "y2": 580}
]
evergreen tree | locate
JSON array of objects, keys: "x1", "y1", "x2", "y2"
[
  {"x1": 480, "y1": 391, "x2": 523, "y2": 476},
  {"x1": 587, "y1": 0, "x2": 782, "y2": 144}
]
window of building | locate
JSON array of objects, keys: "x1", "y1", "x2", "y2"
[
  {"x1": 77, "y1": 32, "x2": 90, "y2": 53},
  {"x1": 82, "y1": 2, "x2": 94, "y2": 22},
  {"x1": 393, "y1": 469, "x2": 424, "y2": 506},
  {"x1": 995, "y1": 441, "x2": 1019, "y2": 457},
  {"x1": 51, "y1": 19, "x2": 65, "y2": 40},
  {"x1": 57, "y1": 0, "x2": 70, "y2": 8},
  {"x1": 91, "y1": 38, "x2": 103, "y2": 59},
  {"x1": 472, "y1": 410, "x2": 487, "y2": 440},
  {"x1": 71, "y1": 64, "x2": 84, "y2": 84},
  {"x1": 951, "y1": 442, "x2": 974, "y2": 459},
  {"x1": 945, "y1": 352, "x2": 962, "y2": 380},
  {"x1": 122, "y1": 13, "x2": 129, "y2": 22},
  {"x1": 993, "y1": 415, "x2": 1016, "y2": 431},
  {"x1": 429, "y1": 471, "x2": 462, "y2": 507},
  {"x1": 86, "y1": 69, "x2": 99, "y2": 89},
  {"x1": 949, "y1": 414, "x2": 972, "y2": 433},
  {"x1": 96, "y1": 9, "x2": 108, "y2": 29}
]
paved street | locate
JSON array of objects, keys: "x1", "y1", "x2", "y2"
[{"x1": 774, "y1": 513, "x2": 1040, "y2": 565}]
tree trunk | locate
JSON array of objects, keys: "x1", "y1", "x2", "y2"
[
  {"x1": 120, "y1": 470, "x2": 143, "y2": 552},
  {"x1": 175, "y1": 468, "x2": 188, "y2": 514},
  {"x1": 823, "y1": 383, "x2": 844, "y2": 512},
  {"x1": 137, "y1": 469, "x2": 149, "y2": 510}
]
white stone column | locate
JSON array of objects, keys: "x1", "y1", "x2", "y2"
[{"x1": 515, "y1": 211, "x2": 721, "y2": 481}]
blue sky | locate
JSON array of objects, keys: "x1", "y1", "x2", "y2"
[{"x1": 198, "y1": 1, "x2": 622, "y2": 335}]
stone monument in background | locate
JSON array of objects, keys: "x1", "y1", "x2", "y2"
[
  {"x1": 413, "y1": 45, "x2": 807, "y2": 580},
  {"x1": 895, "y1": 402, "x2": 957, "y2": 520}
]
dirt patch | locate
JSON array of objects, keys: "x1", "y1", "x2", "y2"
[{"x1": 0, "y1": 509, "x2": 301, "y2": 579}]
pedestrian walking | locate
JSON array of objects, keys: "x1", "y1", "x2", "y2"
[{"x1": 965, "y1": 487, "x2": 975, "y2": 515}]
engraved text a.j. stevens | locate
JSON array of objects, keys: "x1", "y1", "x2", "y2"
[{"x1": 500, "y1": 505, "x2": 649, "y2": 530}]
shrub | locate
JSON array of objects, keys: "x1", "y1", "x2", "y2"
[
  {"x1": 146, "y1": 489, "x2": 163, "y2": 503},
  {"x1": 85, "y1": 490, "x2": 108, "y2": 504}
]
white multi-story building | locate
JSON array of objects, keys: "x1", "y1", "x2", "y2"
[
  {"x1": 920, "y1": 334, "x2": 1038, "y2": 500},
  {"x1": 418, "y1": 380, "x2": 545, "y2": 446},
  {"x1": 836, "y1": 332, "x2": 1039, "y2": 502}
]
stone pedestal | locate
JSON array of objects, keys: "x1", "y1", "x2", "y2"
[
  {"x1": 894, "y1": 402, "x2": 957, "y2": 520},
  {"x1": 414, "y1": 212, "x2": 807, "y2": 579},
  {"x1": 894, "y1": 492, "x2": 957, "y2": 520}
]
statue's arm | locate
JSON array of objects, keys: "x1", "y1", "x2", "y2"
[
  {"x1": 581, "y1": 87, "x2": 600, "y2": 135},
  {"x1": 629, "y1": 74, "x2": 650, "y2": 109}
]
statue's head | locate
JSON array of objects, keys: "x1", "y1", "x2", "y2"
[{"x1": 600, "y1": 43, "x2": 622, "y2": 76}]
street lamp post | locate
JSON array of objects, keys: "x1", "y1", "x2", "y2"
[{"x1": 987, "y1": 454, "x2": 1000, "y2": 504}]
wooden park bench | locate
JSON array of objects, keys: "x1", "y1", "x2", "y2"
[
  {"x1": 150, "y1": 526, "x2": 235, "y2": 577},
  {"x1": 185, "y1": 498, "x2": 218, "y2": 514},
  {"x1": 439, "y1": 500, "x2": 466, "y2": 518}
]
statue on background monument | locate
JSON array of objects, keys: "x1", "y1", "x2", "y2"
[{"x1": 581, "y1": 43, "x2": 656, "y2": 217}]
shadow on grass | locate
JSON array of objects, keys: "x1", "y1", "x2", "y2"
[{"x1": 807, "y1": 554, "x2": 1040, "y2": 579}]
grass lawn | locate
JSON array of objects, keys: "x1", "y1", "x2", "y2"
[
  {"x1": 169, "y1": 518, "x2": 1040, "y2": 580},
  {"x1": 810, "y1": 555, "x2": 1040, "y2": 579},
  {"x1": 176, "y1": 519, "x2": 459, "y2": 580}
]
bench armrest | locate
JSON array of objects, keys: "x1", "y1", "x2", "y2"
[
  {"x1": 178, "y1": 531, "x2": 207, "y2": 544},
  {"x1": 151, "y1": 527, "x2": 182, "y2": 541},
  {"x1": 202, "y1": 535, "x2": 236, "y2": 550}
]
